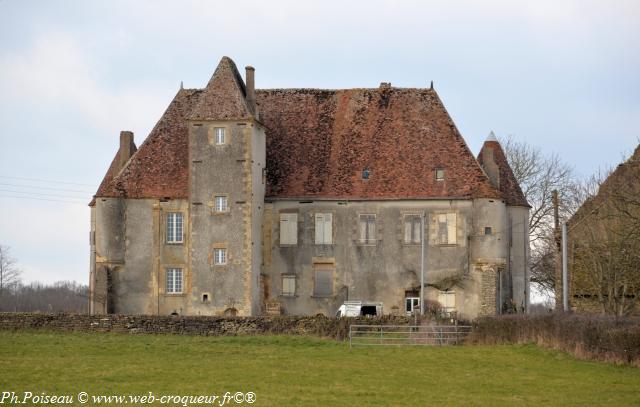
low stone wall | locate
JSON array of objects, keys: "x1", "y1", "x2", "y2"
[{"x1": 0, "y1": 313, "x2": 411, "y2": 340}]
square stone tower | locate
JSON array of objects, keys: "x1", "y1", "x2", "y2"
[{"x1": 187, "y1": 58, "x2": 265, "y2": 316}]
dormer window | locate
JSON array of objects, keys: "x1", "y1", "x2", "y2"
[
  {"x1": 214, "y1": 127, "x2": 225, "y2": 145},
  {"x1": 435, "y1": 169, "x2": 445, "y2": 181}
]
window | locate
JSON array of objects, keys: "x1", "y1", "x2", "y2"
[
  {"x1": 436, "y1": 212, "x2": 457, "y2": 245},
  {"x1": 362, "y1": 168, "x2": 370, "y2": 180},
  {"x1": 404, "y1": 214, "x2": 422, "y2": 244},
  {"x1": 166, "y1": 212, "x2": 184, "y2": 243},
  {"x1": 438, "y1": 290, "x2": 456, "y2": 313},
  {"x1": 313, "y1": 264, "x2": 334, "y2": 297},
  {"x1": 213, "y1": 248, "x2": 227, "y2": 265},
  {"x1": 485, "y1": 226, "x2": 492, "y2": 235},
  {"x1": 214, "y1": 127, "x2": 225, "y2": 145},
  {"x1": 282, "y1": 275, "x2": 296, "y2": 296},
  {"x1": 214, "y1": 196, "x2": 228, "y2": 212},
  {"x1": 435, "y1": 169, "x2": 445, "y2": 181},
  {"x1": 315, "y1": 213, "x2": 333, "y2": 244},
  {"x1": 279, "y1": 213, "x2": 298, "y2": 245},
  {"x1": 166, "y1": 268, "x2": 183, "y2": 294},
  {"x1": 359, "y1": 214, "x2": 377, "y2": 244}
]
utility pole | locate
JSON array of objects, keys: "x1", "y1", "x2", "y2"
[
  {"x1": 420, "y1": 211, "x2": 426, "y2": 316},
  {"x1": 562, "y1": 222, "x2": 569, "y2": 312},
  {"x1": 553, "y1": 190, "x2": 562, "y2": 312}
]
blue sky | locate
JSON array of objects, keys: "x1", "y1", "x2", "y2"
[{"x1": 0, "y1": 0, "x2": 638, "y2": 284}]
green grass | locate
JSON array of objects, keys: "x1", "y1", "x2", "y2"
[{"x1": 0, "y1": 331, "x2": 639, "y2": 406}]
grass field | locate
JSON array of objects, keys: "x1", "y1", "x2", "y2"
[{"x1": 0, "y1": 331, "x2": 639, "y2": 406}]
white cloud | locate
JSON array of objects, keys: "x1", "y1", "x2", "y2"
[{"x1": 0, "y1": 32, "x2": 168, "y2": 137}]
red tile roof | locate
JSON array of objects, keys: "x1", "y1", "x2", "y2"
[
  {"x1": 257, "y1": 88, "x2": 501, "y2": 199},
  {"x1": 94, "y1": 88, "x2": 201, "y2": 200},
  {"x1": 570, "y1": 144, "x2": 640, "y2": 224},
  {"x1": 188, "y1": 56, "x2": 253, "y2": 121},
  {"x1": 94, "y1": 57, "x2": 519, "y2": 203},
  {"x1": 478, "y1": 140, "x2": 529, "y2": 207}
]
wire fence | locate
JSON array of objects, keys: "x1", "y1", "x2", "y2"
[{"x1": 349, "y1": 324, "x2": 472, "y2": 348}]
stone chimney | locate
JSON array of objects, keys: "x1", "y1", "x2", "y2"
[
  {"x1": 481, "y1": 132, "x2": 500, "y2": 189},
  {"x1": 119, "y1": 131, "x2": 135, "y2": 170},
  {"x1": 245, "y1": 66, "x2": 257, "y2": 117}
]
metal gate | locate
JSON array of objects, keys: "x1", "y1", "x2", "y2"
[{"x1": 349, "y1": 324, "x2": 472, "y2": 348}]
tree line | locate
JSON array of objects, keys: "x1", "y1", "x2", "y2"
[{"x1": 0, "y1": 245, "x2": 88, "y2": 313}]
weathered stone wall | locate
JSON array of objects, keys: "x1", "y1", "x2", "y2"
[
  {"x1": 189, "y1": 119, "x2": 265, "y2": 316},
  {"x1": 0, "y1": 313, "x2": 410, "y2": 340},
  {"x1": 263, "y1": 199, "x2": 503, "y2": 320},
  {"x1": 507, "y1": 205, "x2": 530, "y2": 312}
]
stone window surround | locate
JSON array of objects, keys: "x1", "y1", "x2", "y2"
[
  {"x1": 163, "y1": 266, "x2": 187, "y2": 296},
  {"x1": 278, "y1": 210, "x2": 299, "y2": 246},
  {"x1": 311, "y1": 210, "x2": 335, "y2": 246},
  {"x1": 280, "y1": 274, "x2": 297, "y2": 297},
  {"x1": 356, "y1": 213, "x2": 378, "y2": 246},
  {"x1": 430, "y1": 211, "x2": 458, "y2": 247},
  {"x1": 165, "y1": 212, "x2": 184, "y2": 245},
  {"x1": 207, "y1": 124, "x2": 231, "y2": 146},
  {"x1": 401, "y1": 212, "x2": 424, "y2": 246},
  {"x1": 212, "y1": 193, "x2": 230, "y2": 215},
  {"x1": 211, "y1": 243, "x2": 229, "y2": 267},
  {"x1": 311, "y1": 258, "x2": 335, "y2": 298}
]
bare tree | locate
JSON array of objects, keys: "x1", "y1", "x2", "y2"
[
  {"x1": 500, "y1": 136, "x2": 578, "y2": 295},
  {"x1": 570, "y1": 148, "x2": 640, "y2": 315},
  {"x1": 0, "y1": 245, "x2": 22, "y2": 297}
]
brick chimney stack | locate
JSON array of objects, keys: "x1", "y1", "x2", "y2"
[
  {"x1": 119, "y1": 131, "x2": 135, "y2": 170},
  {"x1": 481, "y1": 132, "x2": 500, "y2": 189},
  {"x1": 245, "y1": 66, "x2": 257, "y2": 117}
]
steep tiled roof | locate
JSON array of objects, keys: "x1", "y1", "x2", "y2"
[
  {"x1": 95, "y1": 88, "x2": 201, "y2": 199},
  {"x1": 94, "y1": 58, "x2": 512, "y2": 202},
  {"x1": 92, "y1": 151, "x2": 128, "y2": 204},
  {"x1": 188, "y1": 56, "x2": 253, "y2": 121},
  {"x1": 571, "y1": 144, "x2": 640, "y2": 224},
  {"x1": 478, "y1": 139, "x2": 529, "y2": 207},
  {"x1": 256, "y1": 87, "x2": 500, "y2": 199}
]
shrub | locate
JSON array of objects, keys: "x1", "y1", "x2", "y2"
[{"x1": 468, "y1": 313, "x2": 640, "y2": 366}]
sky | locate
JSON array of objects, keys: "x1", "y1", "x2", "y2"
[{"x1": 0, "y1": 0, "x2": 638, "y2": 286}]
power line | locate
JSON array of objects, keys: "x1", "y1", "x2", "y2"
[
  {"x1": 0, "y1": 195, "x2": 88, "y2": 205},
  {"x1": 0, "y1": 175, "x2": 95, "y2": 187},
  {"x1": 0, "y1": 182, "x2": 93, "y2": 194},
  {"x1": 0, "y1": 189, "x2": 87, "y2": 200}
]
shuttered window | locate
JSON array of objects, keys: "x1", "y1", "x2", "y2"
[
  {"x1": 436, "y1": 212, "x2": 457, "y2": 245},
  {"x1": 438, "y1": 290, "x2": 456, "y2": 312},
  {"x1": 404, "y1": 214, "x2": 422, "y2": 244},
  {"x1": 313, "y1": 264, "x2": 334, "y2": 297},
  {"x1": 282, "y1": 275, "x2": 296, "y2": 296},
  {"x1": 359, "y1": 214, "x2": 376, "y2": 244},
  {"x1": 314, "y1": 213, "x2": 333, "y2": 244},
  {"x1": 279, "y1": 213, "x2": 298, "y2": 245}
]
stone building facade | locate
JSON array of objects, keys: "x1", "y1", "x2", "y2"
[{"x1": 89, "y1": 56, "x2": 530, "y2": 320}]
